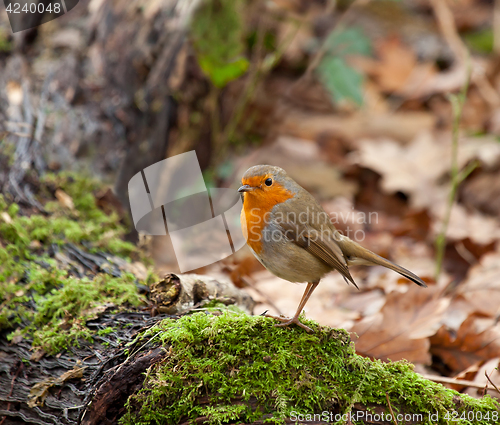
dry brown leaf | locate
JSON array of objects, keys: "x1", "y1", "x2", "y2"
[
  {"x1": 431, "y1": 203, "x2": 500, "y2": 244},
  {"x1": 29, "y1": 240, "x2": 42, "y2": 249},
  {"x1": 50, "y1": 28, "x2": 84, "y2": 50},
  {"x1": 463, "y1": 358, "x2": 500, "y2": 399},
  {"x1": 55, "y1": 189, "x2": 75, "y2": 210},
  {"x1": 356, "y1": 133, "x2": 500, "y2": 244},
  {"x1": 373, "y1": 37, "x2": 416, "y2": 92},
  {"x1": 355, "y1": 132, "x2": 450, "y2": 209},
  {"x1": 6, "y1": 81, "x2": 23, "y2": 106},
  {"x1": 81, "y1": 302, "x2": 116, "y2": 320},
  {"x1": 350, "y1": 285, "x2": 450, "y2": 364},
  {"x1": 279, "y1": 109, "x2": 435, "y2": 145},
  {"x1": 368, "y1": 37, "x2": 417, "y2": 92},
  {"x1": 351, "y1": 312, "x2": 431, "y2": 364},
  {"x1": 1, "y1": 211, "x2": 13, "y2": 224},
  {"x1": 30, "y1": 349, "x2": 46, "y2": 362},
  {"x1": 461, "y1": 170, "x2": 500, "y2": 217},
  {"x1": 356, "y1": 133, "x2": 500, "y2": 210},
  {"x1": 338, "y1": 289, "x2": 386, "y2": 318},
  {"x1": 430, "y1": 316, "x2": 500, "y2": 374},
  {"x1": 457, "y1": 248, "x2": 500, "y2": 318},
  {"x1": 402, "y1": 58, "x2": 491, "y2": 100},
  {"x1": 440, "y1": 298, "x2": 476, "y2": 333},
  {"x1": 126, "y1": 261, "x2": 149, "y2": 281},
  {"x1": 398, "y1": 63, "x2": 439, "y2": 99},
  {"x1": 352, "y1": 36, "x2": 437, "y2": 97},
  {"x1": 28, "y1": 364, "x2": 85, "y2": 407}
]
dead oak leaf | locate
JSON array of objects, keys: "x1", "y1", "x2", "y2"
[
  {"x1": 366, "y1": 36, "x2": 417, "y2": 93},
  {"x1": 350, "y1": 285, "x2": 450, "y2": 364},
  {"x1": 356, "y1": 133, "x2": 500, "y2": 212},
  {"x1": 440, "y1": 298, "x2": 476, "y2": 333},
  {"x1": 456, "y1": 248, "x2": 500, "y2": 318},
  {"x1": 55, "y1": 189, "x2": 75, "y2": 210},
  {"x1": 431, "y1": 203, "x2": 500, "y2": 245},
  {"x1": 28, "y1": 364, "x2": 85, "y2": 407},
  {"x1": 462, "y1": 357, "x2": 500, "y2": 399},
  {"x1": 355, "y1": 132, "x2": 450, "y2": 210},
  {"x1": 352, "y1": 36, "x2": 436, "y2": 96},
  {"x1": 430, "y1": 316, "x2": 500, "y2": 374},
  {"x1": 357, "y1": 133, "x2": 500, "y2": 244}
]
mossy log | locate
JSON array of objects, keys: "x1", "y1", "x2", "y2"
[{"x1": 82, "y1": 312, "x2": 499, "y2": 425}]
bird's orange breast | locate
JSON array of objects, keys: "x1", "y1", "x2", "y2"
[{"x1": 240, "y1": 177, "x2": 294, "y2": 254}]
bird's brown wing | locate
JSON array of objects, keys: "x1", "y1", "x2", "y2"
[{"x1": 278, "y1": 221, "x2": 358, "y2": 288}]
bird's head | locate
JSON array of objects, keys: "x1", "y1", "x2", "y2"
[{"x1": 238, "y1": 165, "x2": 296, "y2": 208}]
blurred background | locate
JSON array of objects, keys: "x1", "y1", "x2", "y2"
[{"x1": 1, "y1": 0, "x2": 500, "y2": 400}]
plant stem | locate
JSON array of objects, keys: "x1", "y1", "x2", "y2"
[
  {"x1": 434, "y1": 57, "x2": 472, "y2": 280},
  {"x1": 209, "y1": 85, "x2": 221, "y2": 159},
  {"x1": 217, "y1": 16, "x2": 300, "y2": 161}
]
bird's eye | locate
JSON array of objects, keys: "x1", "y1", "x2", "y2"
[{"x1": 265, "y1": 178, "x2": 273, "y2": 186}]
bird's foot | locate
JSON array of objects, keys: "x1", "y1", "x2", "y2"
[{"x1": 264, "y1": 313, "x2": 313, "y2": 333}]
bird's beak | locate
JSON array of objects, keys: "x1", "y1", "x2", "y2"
[{"x1": 238, "y1": 184, "x2": 255, "y2": 193}]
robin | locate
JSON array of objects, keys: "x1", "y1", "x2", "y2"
[{"x1": 238, "y1": 165, "x2": 427, "y2": 332}]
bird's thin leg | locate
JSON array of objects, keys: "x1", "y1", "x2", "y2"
[{"x1": 265, "y1": 281, "x2": 320, "y2": 332}]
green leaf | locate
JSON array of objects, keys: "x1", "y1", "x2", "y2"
[
  {"x1": 325, "y1": 27, "x2": 371, "y2": 58},
  {"x1": 190, "y1": 0, "x2": 249, "y2": 88},
  {"x1": 317, "y1": 56, "x2": 364, "y2": 105},
  {"x1": 198, "y1": 56, "x2": 249, "y2": 88}
]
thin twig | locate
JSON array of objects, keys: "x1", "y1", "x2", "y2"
[
  {"x1": 385, "y1": 393, "x2": 399, "y2": 425},
  {"x1": 32, "y1": 72, "x2": 53, "y2": 174},
  {"x1": 345, "y1": 409, "x2": 353, "y2": 425},
  {"x1": 3, "y1": 131, "x2": 40, "y2": 140},
  {"x1": 429, "y1": 0, "x2": 468, "y2": 63},
  {"x1": 5, "y1": 121, "x2": 33, "y2": 128},
  {"x1": 430, "y1": 0, "x2": 500, "y2": 107},
  {"x1": 455, "y1": 241, "x2": 476, "y2": 265},
  {"x1": 0, "y1": 363, "x2": 23, "y2": 425},
  {"x1": 421, "y1": 373, "x2": 500, "y2": 393},
  {"x1": 485, "y1": 371, "x2": 500, "y2": 394}
]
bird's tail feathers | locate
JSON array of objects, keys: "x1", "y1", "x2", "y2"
[{"x1": 342, "y1": 240, "x2": 427, "y2": 288}]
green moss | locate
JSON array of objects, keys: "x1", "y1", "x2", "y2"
[
  {"x1": 0, "y1": 174, "x2": 136, "y2": 256},
  {"x1": 0, "y1": 172, "x2": 147, "y2": 354},
  {"x1": 190, "y1": 0, "x2": 249, "y2": 88},
  {"x1": 120, "y1": 312, "x2": 499, "y2": 425},
  {"x1": 1, "y1": 256, "x2": 145, "y2": 354},
  {"x1": 27, "y1": 272, "x2": 143, "y2": 351},
  {"x1": 97, "y1": 326, "x2": 116, "y2": 337}
]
